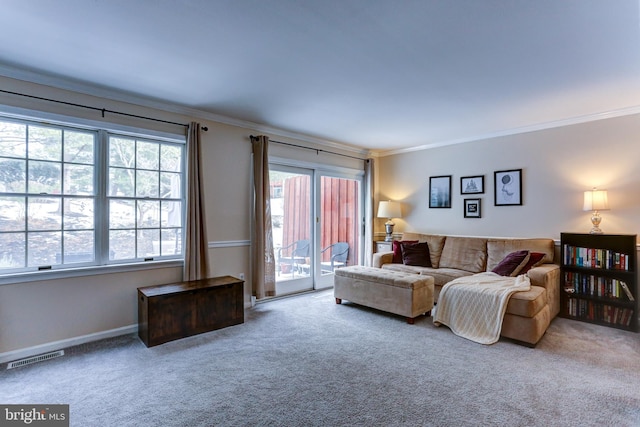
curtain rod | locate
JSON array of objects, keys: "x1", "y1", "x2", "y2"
[
  {"x1": 251, "y1": 135, "x2": 367, "y2": 161},
  {"x1": 0, "y1": 89, "x2": 208, "y2": 131}
]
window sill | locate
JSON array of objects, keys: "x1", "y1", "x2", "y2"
[{"x1": 0, "y1": 260, "x2": 184, "y2": 286}]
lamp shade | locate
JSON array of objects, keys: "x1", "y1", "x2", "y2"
[
  {"x1": 377, "y1": 200, "x2": 401, "y2": 219},
  {"x1": 583, "y1": 189, "x2": 609, "y2": 211}
]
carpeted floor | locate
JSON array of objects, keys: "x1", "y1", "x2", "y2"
[{"x1": 1, "y1": 289, "x2": 640, "y2": 426}]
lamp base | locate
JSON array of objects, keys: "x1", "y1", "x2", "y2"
[
  {"x1": 589, "y1": 211, "x2": 604, "y2": 234},
  {"x1": 384, "y1": 221, "x2": 395, "y2": 242}
]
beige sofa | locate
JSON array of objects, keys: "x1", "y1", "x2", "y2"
[{"x1": 372, "y1": 233, "x2": 560, "y2": 346}]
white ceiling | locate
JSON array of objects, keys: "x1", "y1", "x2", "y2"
[{"x1": 1, "y1": 0, "x2": 639, "y2": 154}]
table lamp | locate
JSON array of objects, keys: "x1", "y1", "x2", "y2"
[
  {"x1": 377, "y1": 200, "x2": 402, "y2": 242},
  {"x1": 583, "y1": 188, "x2": 609, "y2": 234}
]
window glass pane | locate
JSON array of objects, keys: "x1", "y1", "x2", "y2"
[
  {"x1": 109, "y1": 230, "x2": 135, "y2": 260},
  {"x1": 64, "y1": 130, "x2": 94, "y2": 164},
  {"x1": 63, "y1": 231, "x2": 94, "y2": 263},
  {"x1": 28, "y1": 160, "x2": 61, "y2": 194},
  {"x1": 136, "y1": 170, "x2": 159, "y2": 197},
  {"x1": 110, "y1": 199, "x2": 135, "y2": 229},
  {"x1": 161, "y1": 229, "x2": 181, "y2": 256},
  {"x1": 28, "y1": 231, "x2": 61, "y2": 266},
  {"x1": 161, "y1": 144, "x2": 181, "y2": 172},
  {"x1": 64, "y1": 164, "x2": 94, "y2": 195},
  {"x1": 0, "y1": 159, "x2": 26, "y2": 193},
  {"x1": 109, "y1": 137, "x2": 135, "y2": 168},
  {"x1": 136, "y1": 141, "x2": 159, "y2": 170},
  {"x1": 137, "y1": 229, "x2": 159, "y2": 258},
  {"x1": 0, "y1": 196, "x2": 26, "y2": 231},
  {"x1": 64, "y1": 198, "x2": 94, "y2": 230},
  {"x1": 109, "y1": 167, "x2": 135, "y2": 197},
  {"x1": 160, "y1": 172, "x2": 181, "y2": 199},
  {"x1": 27, "y1": 197, "x2": 61, "y2": 231},
  {"x1": 0, "y1": 121, "x2": 26, "y2": 158},
  {"x1": 28, "y1": 126, "x2": 61, "y2": 161},
  {"x1": 0, "y1": 232, "x2": 25, "y2": 269},
  {"x1": 161, "y1": 201, "x2": 182, "y2": 227},
  {"x1": 137, "y1": 200, "x2": 160, "y2": 228}
]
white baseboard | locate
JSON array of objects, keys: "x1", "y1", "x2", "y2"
[{"x1": 0, "y1": 324, "x2": 138, "y2": 365}]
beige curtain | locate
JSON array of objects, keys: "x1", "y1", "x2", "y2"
[
  {"x1": 363, "y1": 158, "x2": 375, "y2": 266},
  {"x1": 251, "y1": 135, "x2": 276, "y2": 298},
  {"x1": 183, "y1": 122, "x2": 210, "y2": 281}
]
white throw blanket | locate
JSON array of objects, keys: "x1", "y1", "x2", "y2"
[{"x1": 433, "y1": 272, "x2": 531, "y2": 345}]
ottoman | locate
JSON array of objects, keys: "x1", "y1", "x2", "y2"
[{"x1": 334, "y1": 266, "x2": 434, "y2": 324}]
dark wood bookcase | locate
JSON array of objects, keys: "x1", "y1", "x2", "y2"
[
  {"x1": 138, "y1": 276, "x2": 244, "y2": 347},
  {"x1": 560, "y1": 233, "x2": 638, "y2": 332}
]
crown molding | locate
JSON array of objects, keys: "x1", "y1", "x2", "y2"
[
  {"x1": 373, "y1": 104, "x2": 640, "y2": 157},
  {"x1": 0, "y1": 64, "x2": 370, "y2": 158}
]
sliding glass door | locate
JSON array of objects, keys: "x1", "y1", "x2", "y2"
[
  {"x1": 315, "y1": 174, "x2": 361, "y2": 289},
  {"x1": 269, "y1": 165, "x2": 362, "y2": 296},
  {"x1": 270, "y1": 166, "x2": 313, "y2": 295}
]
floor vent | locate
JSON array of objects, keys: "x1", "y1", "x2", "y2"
[{"x1": 7, "y1": 350, "x2": 64, "y2": 369}]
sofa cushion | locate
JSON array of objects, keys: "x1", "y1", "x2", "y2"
[
  {"x1": 392, "y1": 240, "x2": 418, "y2": 263},
  {"x1": 506, "y1": 285, "x2": 547, "y2": 317},
  {"x1": 401, "y1": 233, "x2": 446, "y2": 268},
  {"x1": 438, "y1": 236, "x2": 487, "y2": 273},
  {"x1": 492, "y1": 250, "x2": 530, "y2": 276},
  {"x1": 486, "y1": 239, "x2": 554, "y2": 271},
  {"x1": 401, "y1": 242, "x2": 431, "y2": 267}
]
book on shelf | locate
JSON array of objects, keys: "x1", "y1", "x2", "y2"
[
  {"x1": 563, "y1": 244, "x2": 630, "y2": 271},
  {"x1": 562, "y1": 272, "x2": 635, "y2": 301}
]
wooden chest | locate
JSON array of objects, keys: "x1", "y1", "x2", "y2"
[{"x1": 138, "y1": 276, "x2": 244, "y2": 347}]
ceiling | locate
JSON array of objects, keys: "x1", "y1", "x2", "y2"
[{"x1": 1, "y1": 0, "x2": 639, "y2": 154}]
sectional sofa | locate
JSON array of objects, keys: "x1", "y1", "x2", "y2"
[{"x1": 372, "y1": 233, "x2": 560, "y2": 346}]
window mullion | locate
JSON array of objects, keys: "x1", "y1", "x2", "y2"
[{"x1": 95, "y1": 130, "x2": 109, "y2": 264}]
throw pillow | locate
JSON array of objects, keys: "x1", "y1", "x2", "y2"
[
  {"x1": 492, "y1": 250, "x2": 530, "y2": 277},
  {"x1": 401, "y1": 242, "x2": 432, "y2": 267},
  {"x1": 520, "y1": 252, "x2": 546, "y2": 274},
  {"x1": 392, "y1": 240, "x2": 418, "y2": 263}
]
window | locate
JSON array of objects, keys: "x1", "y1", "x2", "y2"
[{"x1": 0, "y1": 116, "x2": 185, "y2": 274}]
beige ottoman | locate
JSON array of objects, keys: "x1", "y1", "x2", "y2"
[{"x1": 334, "y1": 266, "x2": 434, "y2": 324}]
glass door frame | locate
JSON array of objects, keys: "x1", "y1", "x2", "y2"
[
  {"x1": 314, "y1": 170, "x2": 364, "y2": 289},
  {"x1": 269, "y1": 164, "x2": 314, "y2": 296},
  {"x1": 269, "y1": 158, "x2": 364, "y2": 294}
]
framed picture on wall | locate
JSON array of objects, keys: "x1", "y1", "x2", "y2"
[
  {"x1": 460, "y1": 175, "x2": 484, "y2": 194},
  {"x1": 464, "y1": 198, "x2": 481, "y2": 218},
  {"x1": 429, "y1": 175, "x2": 452, "y2": 208},
  {"x1": 494, "y1": 169, "x2": 522, "y2": 206}
]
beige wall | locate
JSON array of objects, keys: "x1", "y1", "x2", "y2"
[
  {"x1": 0, "y1": 75, "x2": 365, "y2": 359},
  {"x1": 377, "y1": 114, "x2": 640, "y2": 240}
]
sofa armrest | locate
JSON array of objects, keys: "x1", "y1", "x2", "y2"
[
  {"x1": 526, "y1": 263, "x2": 560, "y2": 318},
  {"x1": 372, "y1": 251, "x2": 393, "y2": 268}
]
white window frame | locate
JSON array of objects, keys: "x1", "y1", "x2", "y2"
[{"x1": 0, "y1": 107, "x2": 186, "y2": 285}]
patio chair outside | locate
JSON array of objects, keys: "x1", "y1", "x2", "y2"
[
  {"x1": 277, "y1": 239, "x2": 310, "y2": 277},
  {"x1": 320, "y1": 242, "x2": 349, "y2": 273}
]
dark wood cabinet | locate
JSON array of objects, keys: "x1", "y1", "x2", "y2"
[
  {"x1": 138, "y1": 276, "x2": 244, "y2": 347},
  {"x1": 560, "y1": 233, "x2": 638, "y2": 332}
]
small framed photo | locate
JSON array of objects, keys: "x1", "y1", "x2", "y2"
[
  {"x1": 460, "y1": 175, "x2": 484, "y2": 194},
  {"x1": 494, "y1": 169, "x2": 522, "y2": 206},
  {"x1": 464, "y1": 198, "x2": 481, "y2": 218},
  {"x1": 429, "y1": 175, "x2": 452, "y2": 208}
]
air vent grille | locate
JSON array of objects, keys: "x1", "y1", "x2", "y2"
[{"x1": 7, "y1": 350, "x2": 64, "y2": 369}]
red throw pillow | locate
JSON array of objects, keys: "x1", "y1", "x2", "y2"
[
  {"x1": 401, "y1": 242, "x2": 432, "y2": 267},
  {"x1": 492, "y1": 250, "x2": 530, "y2": 277},
  {"x1": 520, "y1": 252, "x2": 546, "y2": 274},
  {"x1": 392, "y1": 240, "x2": 418, "y2": 263}
]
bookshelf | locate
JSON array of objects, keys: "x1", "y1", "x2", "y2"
[{"x1": 560, "y1": 233, "x2": 638, "y2": 332}]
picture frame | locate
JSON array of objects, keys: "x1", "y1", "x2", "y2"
[
  {"x1": 464, "y1": 198, "x2": 481, "y2": 218},
  {"x1": 429, "y1": 175, "x2": 452, "y2": 208},
  {"x1": 460, "y1": 175, "x2": 484, "y2": 194},
  {"x1": 494, "y1": 169, "x2": 522, "y2": 206}
]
